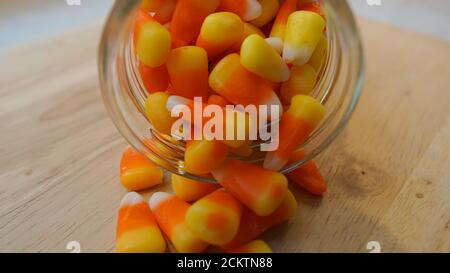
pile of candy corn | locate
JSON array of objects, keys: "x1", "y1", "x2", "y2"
[{"x1": 116, "y1": 0, "x2": 328, "y2": 253}]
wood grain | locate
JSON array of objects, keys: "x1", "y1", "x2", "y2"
[{"x1": 0, "y1": 19, "x2": 449, "y2": 253}]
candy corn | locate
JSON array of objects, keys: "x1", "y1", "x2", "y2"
[
  {"x1": 240, "y1": 34, "x2": 290, "y2": 83},
  {"x1": 116, "y1": 192, "x2": 166, "y2": 253},
  {"x1": 280, "y1": 64, "x2": 318, "y2": 104},
  {"x1": 209, "y1": 53, "x2": 282, "y2": 111},
  {"x1": 228, "y1": 240, "x2": 272, "y2": 253},
  {"x1": 218, "y1": 0, "x2": 262, "y2": 21},
  {"x1": 283, "y1": 11, "x2": 326, "y2": 66},
  {"x1": 141, "y1": 0, "x2": 166, "y2": 12},
  {"x1": 136, "y1": 21, "x2": 172, "y2": 67},
  {"x1": 149, "y1": 192, "x2": 208, "y2": 252},
  {"x1": 120, "y1": 147, "x2": 163, "y2": 191},
  {"x1": 270, "y1": 0, "x2": 297, "y2": 40},
  {"x1": 212, "y1": 159, "x2": 288, "y2": 216},
  {"x1": 197, "y1": 12, "x2": 244, "y2": 59},
  {"x1": 145, "y1": 92, "x2": 177, "y2": 135},
  {"x1": 166, "y1": 46, "x2": 210, "y2": 99},
  {"x1": 186, "y1": 189, "x2": 243, "y2": 245},
  {"x1": 171, "y1": 0, "x2": 220, "y2": 47},
  {"x1": 230, "y1": 22, "x2": 265, "y2": 53},
  {"x1": 286, "y1": 150, "x2": 327, "y2": 195},
  {"x1": 264, "y1": 95, "x2": 325, "y2": 171},
  {"x1": 221, "y1": 190, "x2": 297, "y2": 249},
  {"x1": 139, "y1": 62, "x2": 170, "y2": 93},
  {"x1": 250, "y1": 0, "x2": 279, "y2": 27},
  {"x1": 171, "y1": 173, "x2": 220, "y2": 202},
  {"x1": 185, "y1": 140, "x2": 229, "y2": 175},
  {"x1": 133, "y1": 8, "x2": 155, "y2": 47}
]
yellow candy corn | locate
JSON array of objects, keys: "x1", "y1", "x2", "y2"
[
  {"x1": 145, "y1": 92, "x2": 176, "y2": 135},
  {"x1": 280, "y1": 64, "x2": 318, "y2": 104},
  {"x1": 186, "y1": 189, "x2": 243, "y2": 245},
  {"x1": 185, "y1": 140, "x2": 229, "y2": 175},
  {"x1": 136, "y1": 21, "x2": 172, "y2": 68},
  {"x1": 171, "y1": 174, "x2": 220, "y2": 202},
  {"x1": 197, "y1": 12, "x2": 244, "y2": 59},
  {"x1": 120, "y1": 147, "x2": 163, "y2": 191},
  {"x1": 240, "y1": 34, "x2": 290, "y2": 82},
  {"x1": 283, "y1": 11, "x2": 326, "y2": 66},
  {"x1": 116, "y1": 192, "x2": 166, "y2": 253}
]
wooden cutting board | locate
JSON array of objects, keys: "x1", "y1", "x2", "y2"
[{"x1": 0, "y1": 18, "x2": 449, "y2": 253}]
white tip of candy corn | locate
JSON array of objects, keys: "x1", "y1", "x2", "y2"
[
  {"x1": 244, "y1": 0, "x2": 263, "y2": 21},
  {"x1": 263, "y1": 152, "x2": 288, "y2": 171},
  {"x1": 120, "y1": 192, "x2": 144, "y2": 206},
  {"x1": 166, "y1": 96, "x2": 191, "y2": 112},
  {"x1": 282, "y1": 44, "x2": 311, "y2": 66},
  {"x1": 149, "y1": 192, "x2": 173, "y2": 210},
  {"x1": 265, "y1": 37, "x2": 283, "y2": 54}
]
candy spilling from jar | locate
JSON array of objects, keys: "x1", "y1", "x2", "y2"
[{"x1": 116, "y1": 0, "x2": 328, "y2": 253}]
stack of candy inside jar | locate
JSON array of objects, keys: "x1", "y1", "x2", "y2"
[{"x1": 116, "y1": 0, "x2": 329, "y2": 253}]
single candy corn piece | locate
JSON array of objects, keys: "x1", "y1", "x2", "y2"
[
  {"x1": 133, "y1": 8, "x2": 155, "y2": 47},
  {"x1": 116, "y1": 192, "x2": 166, "y2": 253},
  {"x1": 120, "y1": 147, "x2": 163, "y2": 191},
  {"x1": 186, "y1": 189, "x2": 243, "y2": 245},
  {"x1": 171, "y1": 0, "x2": 220, "y2": 47},
  {"x1": 230, "y1": 22, "x2": 265, "y2": 53},
  {"x1": 286, "y1": 150, "x2": 327, "y2": 195},
  {"x1": 265, "y1": 37, "x2": 283, "y2": 54},
  {"x1": 264, "y1": 95, "x2": 325, "y2": 171},
  {"x1": 212, "y1": 159, "x2": 288, "y2": 216},
  {"x1": 209, "y1": 53, "x2": 282, "y2": 111},
  {"x1": 139, "y1": 62, "x2": 170, "y2": 93},
  {"x1": 207, "y1": 94, "x2": 230, "y2": 108},
  {"x1": 219, "y1": 0, "x2": 262, "y2": 21},
  {"x1": 136, "y1": 21, "x2": 172, "y2": 67},
  {"x1": 150, "y1": 192, "x2": 208, "y2": 252},
  {"x1": 228, "y1": 240, "x2": 272, "y2": 253},
  {"x1": 171, "y1": 173, "x2": 220, "y2": 202},
  {"x1": 240, "y1": 34, "x2": 290, "y2": 83},
  {"x1": 221, "y1": 190, "x2": 297, "y2": 249},
  {"x1": 308, "y1": 35, "x2": 328, "y2": 72},
  {"x1": 280, "y1": 64, "x2": 318, "y2": 104},
  {"x1": 250, "y1": 0, "x2": 279, "y2": 27},
  {"x1": 185, "y1": 140, "x2": 229, "y2": 175},
  {"x1": 153, "y1": 0, "x2": 177, "y2": 24},
  {"x1": 283, "y1": 11, "x2": 326, "y2": 66},
  {"x1": 270, "y1": 0, "x2": 297, "y2": 40},
  {"x1": 197, "y1": 12, "x2": 244, "y2": 59},
  {"x1": 166, "y1": 46, "x2": 210, "y2": 99},
  {"x1": 145, "y1": 92, "x2": 177, "y2": 135}
]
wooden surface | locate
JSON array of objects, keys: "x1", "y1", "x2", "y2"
[{"x1": 0, "y1": 19, "x2": 449, "y2": 253}]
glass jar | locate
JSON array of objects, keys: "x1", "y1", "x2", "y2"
[{"x1": 98, "y1": 0, "x2": 365, "y2": 182}]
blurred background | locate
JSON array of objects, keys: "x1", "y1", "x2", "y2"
[{"x1": 1, "y1": 0, "x2": 449, "y2": 48}]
